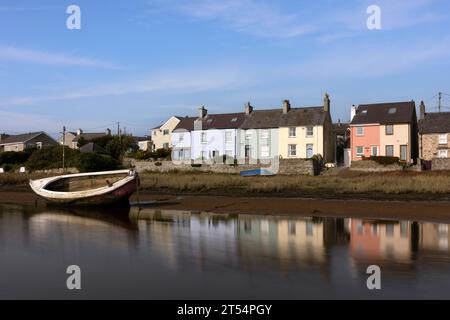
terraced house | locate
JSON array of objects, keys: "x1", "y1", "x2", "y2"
[
  {"x1": 350, "y1": 101, "x2": 418, "y2": 163},
  {"x1": 418, "y1": 102, "x2": 450, "y2": 160}
]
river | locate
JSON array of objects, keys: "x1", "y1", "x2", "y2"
[{"x1": 1, "y1": 203, "x2": 450, "y2": 299}]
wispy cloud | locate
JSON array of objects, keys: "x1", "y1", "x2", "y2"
[
  {"x1": 0, "y1": 65, "x2": 252, "y2": 107},
  {"x1": 0, "y1": 46, "x2": 119, "y2": 69},
  {"x1": 154, "y1": 0, "x2": 315, "y2": 38}
]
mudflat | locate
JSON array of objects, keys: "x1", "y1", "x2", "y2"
[{"x1": 1, "y1": 190, "x2": 449, "y2": 222}]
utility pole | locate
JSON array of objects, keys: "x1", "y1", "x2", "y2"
[
  {"x1": 438, "y1": 92, "x2": 442, "y2": 112},
  {"x1": 62, "y1": 126, "x2": 66, "y2": 172}
]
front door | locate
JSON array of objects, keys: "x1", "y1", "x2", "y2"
[{"x1": 400, "y1": 145, "x2": 407, "y2": 161}]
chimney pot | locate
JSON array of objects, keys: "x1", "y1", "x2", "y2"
[
  {"x1": 419, "y1": 101, "x2": 426, "y2": 120},
  {"x1": 324, "y1": 93, "x2": 330, "y2": 113},
  {"x1": 282, "y1": 100, "x2": 291, "y2": 114},
  {"x1": 198, "y1": 106, "x2": 208, "y2": 119},
  {"x1": 77, "y1": 128, "x2": 83, "y2": 136},
  {"x1": 245, "y1": 102, "x2": 253, "y2": 115}
]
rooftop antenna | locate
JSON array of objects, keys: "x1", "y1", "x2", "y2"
[{"x1": 438, "y1": 92, "x2": 442, "y2": 112}]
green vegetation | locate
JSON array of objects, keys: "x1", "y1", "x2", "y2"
[
  {"x1": 127, "y1": 148, "x2": 172, "y2": 161},
  {"x1": 136, "y1": 170, "x2": 450, "y2": 196},
  {"x1": 90, "y1": 135, "x2": 137, "y2": 159},
  {"x1": 362, "y1": 156, "x2": 400, "y2": 165},
  {"x1": 0, "y1": 149, "x2": 35, "y2": 172}
]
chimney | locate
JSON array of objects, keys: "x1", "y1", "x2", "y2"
[
  {"x1": 350, "y1": 105, "x2": 357, "y2": 122},
  {"x1": 282, "y1": 100, "x2": 291, "y2": 114},
  {"x1": 106, "y1": 128, "x2": 111, "y2": 136},
  {"x1": 324, "y1": 93, "x2": 330, "y2": 113},
  {"x1": 198, "y1": 106, "x2": 208, "y2": 119},
  {"x1": 245, "y1": 102, "x2": 253, "y2": 115},
  {"x1": 77, "y1": 128, "x2": 83, "y2": 136},
  {"x1": 419, "y1": 101, "x2": 426, "y2": 120}
]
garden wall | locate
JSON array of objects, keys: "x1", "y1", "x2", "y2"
[
  {"x1": 350, "y1": 160, "x2": 404, "y2": 172},
  {"x1": 432, "y1": 158, "x2": 450, "y2": 171}
]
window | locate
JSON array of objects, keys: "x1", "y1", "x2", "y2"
[
  {"x1": 386, "y1": 224, "x2": 394, "y2": 237},
  {"x1": 356, "y1": 127, "x2": 364, "y2": 136},
  {"x1": 439, "y1": 134, "x2": 448, "y2": 144},
  {"x1": 212, "y1": 150, "x2": 219, "y2": 158},
  {"x1": 245, "y1": 130, "x2": 253, "y2": 140},
  {"x1": 201, "y1": 151, "x2": 207, "y2": 160},
  {"x1": 179, "y1": 134, "x2": 184, "y2": 142},
  {"x1": 306, "y1": 222, "x2": 314, "y2": 236},
  {"x1": 439, "y1": 150, "x2": 448, "y2": 158},
  {"x1": 36, "y1": 142, "x2": 43, "y2": 149},
  {"x1": 231, "y1": 117, "x2": 238, "y2": 123},
  {"x1": 163, "y1": 143, "x2": 169, "y2": 149},
  {"x1": 400, "y1": 145, "x2": 407, "y2": 161},
  {"x1": 385, "y1": 125, "x2": 394, "y2": 135},
  {"x1": 386, "y1": 145, "x2": 394, "y2": 157},
  {"x1": 288, "y1": 144, "x2": 297, "y2": 157},
  {"x1": 356, "y1": 146, "x2": 364, "y2": 157},
  {"x1": 371, "y1": 146, "x2": 378, "y2": 156},
  {"x1": 261, "y1": 130, "x2": 269, "y2": 139},
  {"x1": 163, "y1": 129, "x2": 169, "y2": 135},
  {"x1": 201, "y1": 132, "x2": 207, "y2": 144},
  {"x1": 225, "y1": 131, "x2": 233, "y2": 143},
  {"x1": 225, "y1": 150, "x2": 233, "y2": 157},
  {"x1": 306, "y1": 127, "x2": 314, "y2": 137},
  {"x1": 261, "y1": 145, "x2": 269, "y2": 158},
  {"x1": 245, "y1": 145, "x2": 251, "y2": 158},
  {"x1": 361, "y1": 110, "x2": 368, "y2": 115},
  {"x1": 177, "y1": 150, "x2": 184, "y2": 160},
  {"x1": 306, "y1": 144, "x2": 314, "y2": 158},
  {"x1": 289, "y1": 127, "x2": 297, "y2": 137},
  {"x1": 289, "y1": 222, "x2": 296, "y2": 235},
  {"x1": 388, "y1": 107, "x2": 397, "y2": 114}
]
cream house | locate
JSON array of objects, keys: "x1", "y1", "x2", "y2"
[
  {"x1": 0, "y1": 132, "x2": 58, "y2": 152},
  {"x1": 278, "y1": 94, "x2": 334, "y2": 163},
  {"x1": 151, "y1": 116, "x2": 181, "y2": 151}
]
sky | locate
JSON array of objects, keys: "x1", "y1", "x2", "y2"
[{"x1": 1, "y1": 0, "x2": 450, "y2": 137}]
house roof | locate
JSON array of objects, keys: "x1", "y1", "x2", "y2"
[
  {"x1": 0, "y1": 131, "x2": 45, "y2": 145},
  {"x1": 241, "y1": 106, "x2": 327, "y2": 129},
  {"x1": 133, "y1": 136, "x2": 151, "y2": 142},
  {"x1": 173, "y1": 116, "x2": 197, "y2": 131},
  {"x1": 72, "y1": 132, "x2": 108, "y2": 142},
  {"x1": 79, "y1": 142, "x2": 109, "y2": 154},
  {"x1": 196, "y1": 113, "x2": 245, "y2": 130},
  {"x1": 419, "y1": 112, "x2": 450, "y2": 134},
  {"x1": 351, "y1": 101, "x2": 416, "y2": 125}
]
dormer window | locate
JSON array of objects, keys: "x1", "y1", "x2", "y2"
[
  {"x1": 361, "y1": 110, "x2": 368, "y2": 115},
  {"x1": 207, "y1": 119, "x2": 213, "y2": 124},
  {"x1": 231, "y1": 117, "x2": 238, "y2": 122},
  {"x1": 388, "y1": 108, "x2": 397, "y2": 114}
]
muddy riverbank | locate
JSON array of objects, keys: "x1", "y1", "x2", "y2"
[{"x1": 1, "y1": 189, "x2": 450, "y2": 222}]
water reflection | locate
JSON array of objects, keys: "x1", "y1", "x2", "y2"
[{"x1": 1, "y1": 204, "x2": 450, "y2": 299}]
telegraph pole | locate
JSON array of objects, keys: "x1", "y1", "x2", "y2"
[{"x1": 62, "y1": 126, "x2": 66, "y2": 172}]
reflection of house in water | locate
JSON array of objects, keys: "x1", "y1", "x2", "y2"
[{"x1": 420, "y1": 223, "x2": 450, "y2": 252}]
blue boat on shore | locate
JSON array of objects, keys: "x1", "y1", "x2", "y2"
[{"x1": 240, "y1": 168, "x2": 276, "y2": 177}]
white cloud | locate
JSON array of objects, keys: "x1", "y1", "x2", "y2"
[{"x1": 0, "y1": 46, "x2": 119, "y2": 69}]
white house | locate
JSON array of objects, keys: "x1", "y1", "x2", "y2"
[{"x1": 172, "y1": 107, "x2": 245, "y2": 162}]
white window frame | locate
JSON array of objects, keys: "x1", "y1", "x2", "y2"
[
  {"x1": 201, "y1": 132, "x2": 207, "y2": 144},
  {"x1": 438, "y1": 150, "x2": 448, "y2": 158},
  {"x1": 356, "y1": 146, "x2": 364, "y2": 157},
  {"x1": 225, "y1": 131, "x2": 233, "y2": 144},
  {"x1": 356, "y1": 127, "x2": 364, "y2": 136},
  {"x1": 306, "y1": 127, "x2": 314, "y2": 138},
  {"x1": 288, "y1": 144, "x2": 297, "y2": 157},
  {"x1": 261, "y1": 145, "x2": 270, "y2": 158},
  {"x1": 260, "y1": 130, "x2": 269, "y2": 139},
  {"x1": 36, "y1": 142, "x2": 43, "y2": 149},
  {"x1": 439, "y1": 134, "x2": 448, "y2": 145},
  {"x1": 289, "y1": 127, "x2": 297, "y2": 138},
  {"x1": 179, "y1": 134, "x2": 184, "y2": 142}
]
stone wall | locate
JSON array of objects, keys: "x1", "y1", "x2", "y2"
[
  {"x1": 33, "y1": 167, "x2": 79, "y2": 174},
  {"x1": 420, "y1": 133, "x2": 450, "y2": 161},
  {"x1": 350, "y1": 160, "x2": 403, "y2": 172},
  {"x1": 125, "y1": 158, "x2": 317, "y2": 176},
  {"x1": 432, "y1": 158, "x2": 450, "y2": 171}
]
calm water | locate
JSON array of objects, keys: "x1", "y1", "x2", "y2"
[{"x1": 1, "y1": 203, "x2": 450, "y2": 299}]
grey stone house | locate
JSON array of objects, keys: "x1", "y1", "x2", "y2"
[
  {"x1": 0, "y1": 132, "x2": 58, "y2": 152},
  {"x1": 418, "y1": 101, "x2": 450, "y2": 160},
  {"x1": 60, "y1": 128, "x2": 112, "y2": 149}
]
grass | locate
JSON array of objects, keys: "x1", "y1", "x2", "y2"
[
  {"x1": 1, "y1": 170, "x2": 449, "y2": 199},
  {"x1": 137, "y1": 170, "x2": 450, "y2": 196}
]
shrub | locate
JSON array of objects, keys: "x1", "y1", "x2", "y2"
[
  {"x1": 26, "y1": 146, "x2": 80, "y2": 171},
  {"x1": 154, "y1": 161, "x2": 162, "y2": 166},
  {"x1": 152, "y1": 148, "x2": 171, "y2": 160},
  {"x1": 76, "y1": 152, "x2": 121, "y2": 172},
  {"x1": 0, "y1": 149, "x2": 35, "y2": 166},
  {"x1": 363, "y1": 156, "x2": 400, "y2": 165}
]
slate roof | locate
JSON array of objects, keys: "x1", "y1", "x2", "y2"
[
  {"x1": 419, "y1": 112, "x2": 450, "y2": 134},
  {"x1": 174, "y1": 113, "x2": 246, "y2": 131},
  {"x1": 241, "y1": 106, "x2": 327, "y2": 129},
  {"x1": 351, "y1": 101, "x2": 416, "y2": 125},
  {"x1": 0, "y1": 132, "x2": 45, "y2": 145}
]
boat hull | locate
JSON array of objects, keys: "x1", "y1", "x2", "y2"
[{"x1": 29, "y1": 170, "x2": 139, "y2": 207}]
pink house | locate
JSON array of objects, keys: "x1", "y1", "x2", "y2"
[{"x1": 350, "y1": 101, "x2": 418, "y2": 163}]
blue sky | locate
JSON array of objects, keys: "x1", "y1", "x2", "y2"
[{"x1": 1, "y1": 0, "x2": 450, "y2": 137}]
